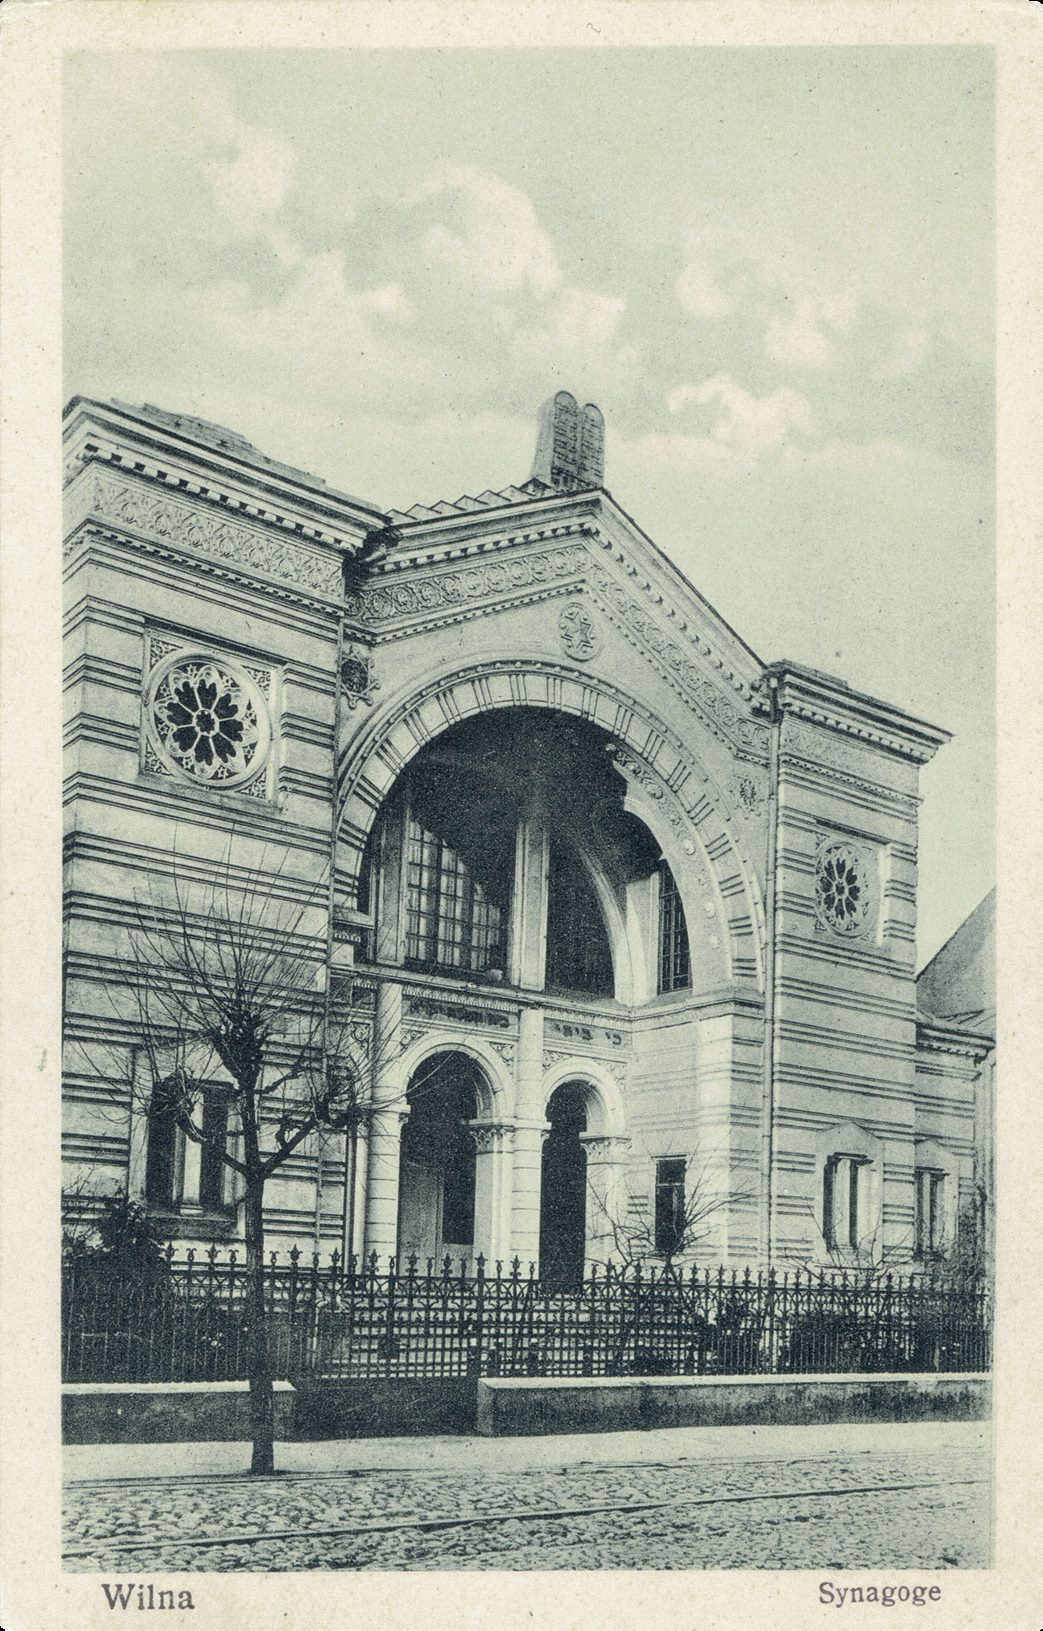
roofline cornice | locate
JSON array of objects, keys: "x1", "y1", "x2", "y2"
[
  {"x1": 755, "y1": 660, "x2": 951, "y2": 765},
  {"x1": 62, "y1": 395, "x2": 389, "y2": 535}
]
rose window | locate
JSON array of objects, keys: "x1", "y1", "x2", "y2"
[
  {"x1": 149, "y1": 657, "x2": 268, "y2": 787},
  {"x1": 815, "y1": 841, "x2": 872, "y2": 936}
]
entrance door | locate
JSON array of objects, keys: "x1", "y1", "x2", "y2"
[
  {"x1": 539, "y1": 1082, "x2": 588, "y2": 1288},
  {"x1": 397, "y1": 1053, "x2": 480, "y2": 1269}
]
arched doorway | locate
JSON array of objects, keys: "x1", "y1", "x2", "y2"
[
  {"x1": 539, "y1": 1081, "x2": 589, "y2": 1288},
  {"x1": 397, "y1": 1053, "x2": 484, "y2": 1269}
]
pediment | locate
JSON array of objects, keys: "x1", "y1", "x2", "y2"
[{"x1": 344, "y1": 489, "x2": 768, "y2": 762}]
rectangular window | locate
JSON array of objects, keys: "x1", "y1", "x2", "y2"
[
  {"x1": 405, "y1": 817, "x2": 504, "y2": 974},
  {"x1": 824, "y1": 1156, "x2": 864, "y2": 1252},
  {"x1": 914, "y1": 1168, "x2": 944, "y2": 1259},
  {"x1": 654, "y1": 1157, "x2": 686, "y2": 1256},
  {"x1": 198, "y1": 1090, "x2": 230, "y2": 1211},
  {"x1": 657, "y1": 864, "x2": 691, "y2": 993},
  {"x1": 144, "y1": 1088, "x2": 180, "y2": 1209}
]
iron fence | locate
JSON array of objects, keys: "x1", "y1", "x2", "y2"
[{"x1": 62, "y1": 1249, "x2": 991, "y2": 1385}]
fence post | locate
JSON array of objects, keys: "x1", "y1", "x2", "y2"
[{"x1": 468, "y1": 1254, "x2": 485, "y2": 1376}]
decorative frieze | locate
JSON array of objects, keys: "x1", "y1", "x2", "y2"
[
  {"x1": 76, "y1": 473, "x2": 343, "y2": 597},
  {"x1": 587, "y1": 557, "x2": 765, "y2": 757},
  {"x1": 344, "y1": 541, "x2": 588, "y2": 623},
  {"x1": 404, "y1": 993, "x2": 513, "y2": 1030}
]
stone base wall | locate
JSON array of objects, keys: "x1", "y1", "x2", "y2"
[
  {"x1": 61, "y1": 1381, "x2": 297, "y2": 1445},
  {"x1": 475, "y1": 1373, "x2": 991, "y2": 1437}
]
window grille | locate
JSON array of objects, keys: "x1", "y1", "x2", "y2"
[
  {"x1": 657, "y1": 863, "x2": 691, "y2": 993},
  {"x1": 654, "y1": 1157, "x2": 687, "y2": 1256},
  {"x1": 405, "y1": 817, "x2": 504, "y2": 974}
]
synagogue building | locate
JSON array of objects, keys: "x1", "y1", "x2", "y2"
[{"x1": 61, "y1": 391, "x2": 994, "y2": 1277}]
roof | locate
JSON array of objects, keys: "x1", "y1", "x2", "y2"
[
  {"x1": 917, "y1": 888, "x2": 996, "y2": 1017},
  {"x1": 63, "y1": 396, "x2": 388, "y2": 527},
  {"x1": 387, "y1": 477, "x2": 561, "y2": 526}
]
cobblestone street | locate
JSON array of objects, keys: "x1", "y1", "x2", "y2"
[{"x1": 64, "y1": 1424, "x2": 989, "y2": 1573}]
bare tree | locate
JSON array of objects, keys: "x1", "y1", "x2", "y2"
[
  {"x1": 71, "y1": 843, "x2": 397, "y2": 1475},
  {"x1": 587, "y1": 1152, "x2": 754, "y2": 1277}
]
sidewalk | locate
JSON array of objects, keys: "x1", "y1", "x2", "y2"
[{"x1": 64, "y1": 1416, "x2": 989, "y2": 1483}]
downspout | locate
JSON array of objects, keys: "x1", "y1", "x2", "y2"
[
  {"x1": 317, "y1": 605, "x2": 347, "y2": 1256},
  {"x1": 762, "y1": 675, "x2": 783, "y2": 1268}
]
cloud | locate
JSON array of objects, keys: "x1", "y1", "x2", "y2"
[
  {"x1": 873, "y1": 322, "x2": 931, "y2": 379},
  {"x1": 418, "y1": 166, "x2": 561, "y2": 298},
  {"x1": 764, "y1": 291, "x2": 861, "y2": 372},
  {"x1": 675, "y1": 255, "x2": 735, "y2": 319},
  {"x1": 357, "y1": 283, "x2": 415, "y2": 325},
  {"x1": 669, "y1": 374, "x2": 817, "y2": 460},
  {"x1": 764, "y1": 301, "x2": 839, "y2": 371},
  {"x1": 204, "y1": 126, "x2": 297, "y2": 241}
]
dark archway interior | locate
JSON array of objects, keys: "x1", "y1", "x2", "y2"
[
  {"x1": 539, "y1": 1080, "x2": 589, "y2": 1288},
  {"x1": 391, "y1": 709, "x2": 662, "y2": 996},
  {"x1": 399, "y1": 1053, "x2": 482, "y2": 1257}
]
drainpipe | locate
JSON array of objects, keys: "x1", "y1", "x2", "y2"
[
  {"x1": 761, "y1": 675, "x2": 783, "y2": 1268},
  {"x1": 317, "y1": 607, "x2": 347, "y2": 1257}
]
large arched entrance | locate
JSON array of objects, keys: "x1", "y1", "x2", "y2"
[
  {"x1": 397, "y1": 1052, "x2": 485, "y2": 1269},
  {"x1": 539, "y1": 1081, "x2": 589, "y2": 1288}
]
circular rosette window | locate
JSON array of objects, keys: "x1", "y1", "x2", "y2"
[
  {"x1": 815, "y1": 840, "x2": 874, "y2": 937},
  {"x1": 147, "y1": 654, "x2": 270, "y2": 789}
]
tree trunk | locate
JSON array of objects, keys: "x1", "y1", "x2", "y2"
[{"x1": 244, "y1": 1178, "x2": 275, "y2": 1476}]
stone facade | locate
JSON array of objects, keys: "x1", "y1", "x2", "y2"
[{"x1": 61, "y1": 391, "x2": 993, "y2": 1273}]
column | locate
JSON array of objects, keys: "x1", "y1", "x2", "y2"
[
  {"x1": 468, "y1": 1122, "x2": 515, "y2": 1270},
  {"x1": 509, "y1": 814, "x2": 549, "y2": 990},
  {"x1": 363, "y1": 981, "x2": 405, "y2": 1264},
  {"x1": 581, "y1": 1134, "x2": 631, "y2": 1269},
  {"x1": 509, "y1": 1006, "x2": 549, "y2": 1270}
]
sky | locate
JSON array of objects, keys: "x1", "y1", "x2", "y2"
[{"x1": 63, "y1": 46, "x2": 995, "y2": 967}]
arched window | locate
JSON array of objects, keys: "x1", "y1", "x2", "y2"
[
  {"x1": 657, "y1": 863, "x2": 691, "y2": 993},
  {"x1": 404, "y1": 818, "x2": 506, "y2": 975}
]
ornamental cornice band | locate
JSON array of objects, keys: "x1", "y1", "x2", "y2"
[
  {"x1": 777, "y1": 699, "x2": 938, "y2": 765},
  {"x1": 76, "y1": 473, "x2": 343, "y2": 598},
  {"x1": 586, "y1": 557, "x2": 764, "y2": 757},
  {"x1": 344, "y1": 542, "x2": 588, "y2": 622}
]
